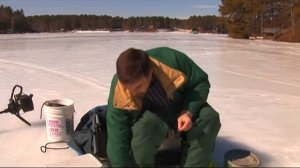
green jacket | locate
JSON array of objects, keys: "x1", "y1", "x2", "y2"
[{"x1": 107, "y1": 47, "x2": 210, "y2": 167}]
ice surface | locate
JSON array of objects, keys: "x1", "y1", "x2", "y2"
[{"x1": 0, "y1": 32, "x2": 299, "y2": 166}]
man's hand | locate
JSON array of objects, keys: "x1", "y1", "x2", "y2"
[{"x1": 177, "y1": 111, "x2": 193, "y2": 132}]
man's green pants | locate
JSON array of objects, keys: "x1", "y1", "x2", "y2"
[{"x1": 131, "y1": 104, "x2": 221, "y2": 167}]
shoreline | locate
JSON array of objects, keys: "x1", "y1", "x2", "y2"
[{"x1": 1, "y1": 31, "x2": 298, "y2": 43}]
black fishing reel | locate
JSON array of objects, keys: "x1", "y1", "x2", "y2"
[{"x1": 0, "y1": 85, "x2": 34, "y2": 126}]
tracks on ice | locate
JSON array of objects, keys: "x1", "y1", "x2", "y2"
[
  {"x1": 204, "y1": 66, "x2": 300, "y2": 89},
  {"x1": 0, "y1": 59, "x2": 109, "y2": 91},
  {"x1": 2, "y1": 59, "x2": 299, "y2": 91}
]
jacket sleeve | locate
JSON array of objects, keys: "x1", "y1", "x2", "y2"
[
  {"x1": 161, "y1": 47, "x2": 210, "y2": 115},
  {"x1": 147, "y1": 47, "x2": 210, "y2": 116},
  {"x1": 175, "y1": 49, "x2": 211, "y2": 116},
  {"x1": 107, "y1": 75, "x2": 134, "y2": 167}
]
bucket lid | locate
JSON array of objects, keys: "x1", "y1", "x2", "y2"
[
  {"x1": 224, "y1": 149, "x2": 261, "y2": 167},
  {"x1": 40, "y1": 98, "x2": 75, "y2": 119}
]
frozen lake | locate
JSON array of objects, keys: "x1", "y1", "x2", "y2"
[{"x1": 0, "y1": 32, "x2": 300, "y2": 166}]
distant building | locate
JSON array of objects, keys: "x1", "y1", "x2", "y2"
[
  {"x1": 263, "y1": 27, "x2": 281, "y2": 35},
  {"x1": 262, "y1": 27, "x2": 282, "y2": 39}
]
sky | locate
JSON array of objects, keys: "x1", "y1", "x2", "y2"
[{"x1": 0, "y1": 0, "x2": 221, "y2": 19}]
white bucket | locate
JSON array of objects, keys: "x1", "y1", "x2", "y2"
[{"x1": 42, "y1": 98, "x2": 75, "y2": 142}]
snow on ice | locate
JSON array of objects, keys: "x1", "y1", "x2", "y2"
[{"x1": 0, "y1": 32, "x2": 299, "y2": 166}]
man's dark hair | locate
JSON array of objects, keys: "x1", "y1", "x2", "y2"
[{"x1": 116, "y1": 48, "x2": 151, "y2": 84}]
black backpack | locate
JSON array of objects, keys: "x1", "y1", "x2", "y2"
[{"x1": 68, "y1": 105, "x2": 108, "y2": 160}]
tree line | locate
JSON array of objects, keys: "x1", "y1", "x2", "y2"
[
  {"x1": 219, "y1": 0, "x2": 300, "y2": 42},
  {"x1": 2, "y1": 2, "x2": 300, "y2": 42},
  {"x1": 0, "y1": 5, "x2": 28, "y2": 33},
  {"x1": 0, "y1": 4, "x2": 227, "y2": 34}
]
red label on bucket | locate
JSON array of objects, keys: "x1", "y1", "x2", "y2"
[
  {"x1": 49, "y1": 128, "x2": 63, "y2": 136},
  {"x1": 48, "y1": 120, "x2": 61, "y2": 127},
  {"x1": 47, "y1": 119, "x2": 63, "y2": 137}
]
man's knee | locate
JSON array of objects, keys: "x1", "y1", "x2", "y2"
[
  {"x1": 132, "y1": 112, "x2": 168, "y2": 138},
  {"x1": 204, "y1": 106, "x2": 221, "y2": 134},
  {"x1": 131, "y1": 112, "x2": 169, "y2": 167},
  {"x1": 198, "y1": 104, "x2": 221, "y2": 126},
  {"x1": 208, "y1": 108, "x2": 221, "y2": 128},
  {"x1": 189, "y1": 105, "x2": 221, "y2": 139},
  {"x1": 131, "y1": 111, "x2": 169, "y2": 150}
]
